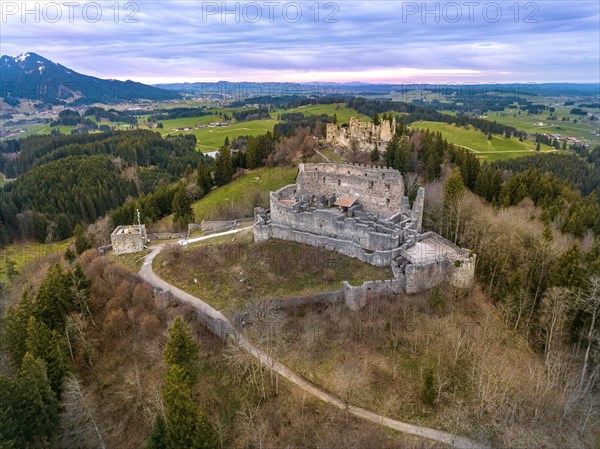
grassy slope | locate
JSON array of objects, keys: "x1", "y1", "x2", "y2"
[
  {"x1": 161, "y1": 166, "x2": 297, "y2": 226},
  {"x1": 411, "y1": 120, "x2": 557, "y2": 161},
  {"x1": 271, "y1": 103, "x2": 370, "y2": 124},
  {"x1": 485, "y1": 108, "x2": 599, "y2": 141},
  {"x1": 161, "y1": 119, "x2": 280, "y2": 152},
  {"x1": 0, "y1": 239, "x2": 71, "y2": 283}
]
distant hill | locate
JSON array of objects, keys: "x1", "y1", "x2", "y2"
[{"x1": 0, "y1": 52, "x2": 181, "y2": 104}]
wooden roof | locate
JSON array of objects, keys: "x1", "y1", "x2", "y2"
[{"x1": 334, "y1": 195, "x2": 358, "y2": 208}]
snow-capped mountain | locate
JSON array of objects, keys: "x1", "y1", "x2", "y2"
[{"x1": 0, "y1": 52, "x2": 180, "y2": 104}]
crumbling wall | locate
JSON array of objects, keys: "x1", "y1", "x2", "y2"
[
  {"x1": 111, "y1": 226, "x2": 147, "y2": 256},
  {"x1": 269, "y1": 193, "x2": 402, "y2": 252},
  {"x1": 297, "y1": 163, "x2": 404, "y2": 218},
  {"x1": 343, "y1": 278, "x2": 405, "y2": 311},
  {"x1": 326, "y1": 117, "x2": 396, "y2": 152}
]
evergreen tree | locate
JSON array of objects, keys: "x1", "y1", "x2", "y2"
[
  {"x1": 147, "y1": 415, "x2": 169, "y2": 449},
  {"x1": 163, "y1": 317, "x2": 200, "y2": 387},
  {"x1": 15, "y1": 354, "x2": 60, "y2": 447},
  {"x1": 372, "y1": 111, "x2": 381, "y2": 126},
  {"x1": 25, "y1": 317, "x2": 68, "y2": 395},
  {"x1": 172, "y1": 184, "x2": 194, "y2": 229},
  {"x1": 196, "y1": 164, "x2": 213, "y2": 197},
  {"x1": 163, "y1": 365, "x2": 218, "y2": 449},
  {"x1": 73, "y1": 224, "x2": 91, "y2": 255},
  {"x1": 445, "y1": 168, "x2": 465, "y2": 204},
  {"x1": 551, "y1": 244, "x2": 584, "y2": 288},
  {"x1": 223, "y1": 136, "x2": 230, "y2": 147},
  {"x1": 0, "y1": 375, "x2": 19, "y2": 446},
  {"x1": 64, "y1": 247, "x2": 76, "y2": 264},
  {"x1": 213, "y1": 147, "x2": 233, "y2": 186},
  {"x1": 34, "y1": 263, "x2": 77, "y2": 332},
  {"x1": 3, "y1": 291, "x2": 35, "y2": 364},
  {"x1": 369, "y1": 146, "x2": 380, "y2": 162}
]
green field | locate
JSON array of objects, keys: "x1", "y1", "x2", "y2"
[
  {"x1": 156, "y1": 114, "x2": 222, "y2": 132},
  {"x1": 411, "y1": 120, "x2": 557, "y2": 161},
  {"x1": 161, "y1": 119, "x2": 279, "y2": 152},
  {"x1": 166, "y1": 166, "x2": 298, "y2": 225},
  {"x1": 485, "y1": 107, "x2": 599, "y2": 142},
  {"x1": 271, "y1": 103, "x2": 370, "y2": 124},
  {"x1": 0, "y1": 239, "x2": 72, "y2": 284}
]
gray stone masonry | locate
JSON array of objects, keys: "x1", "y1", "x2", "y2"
[
  {"x1": 254, "y1": 163, "x2": 475, "y2": 310},
  {"x1": 111, "y1": 225, "x2": 148, "y2": 256}
]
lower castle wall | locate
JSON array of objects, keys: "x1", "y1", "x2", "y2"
[
  {"x1": 404, "y1": 260, "x2": 451, "y2": 295},
  {"x1": 343, "y1": 278, "x2": 405, "y2": 311},
  {"x1": 255, "y1": 223, "x2": 394, "y2": 267}
]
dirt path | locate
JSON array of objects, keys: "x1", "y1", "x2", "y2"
[{"x1": 139, "y1": 228, "x2": 490, "y2": 449}]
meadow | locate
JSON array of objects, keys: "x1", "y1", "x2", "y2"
[
  {"x1": 485, "y1": 108, "x2": 598, "y2": 142},
  {"x1": 0, "y1": 239, "x2": 71, "y2": 284},
  {"x1": 271, "y1": 103, "x2": 370, "y2": 124},
  {"x1": 411, "y1": 120, "x2": 557, "y2": 161},
  {"x1": 160, "y1": 119, "x2": 280, "y2": 151}
]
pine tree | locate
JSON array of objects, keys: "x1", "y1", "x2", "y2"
[
  {"x1": 213, "y1": 147, "x2": 233, "y2": 186},
  {"x1": 25, "y1": 317, "x2": 68, "y2": 395},
  {"x1": 15, "y1": 354, "x2": 60, "y2": 447},
  {"x1": 147, "y1": 415, "x2": 169, "y2": 449},
  {"x1": 196, "y1": 164, "x2": 213, "y2": 197},
  {"x1": 172, "y1": 184, "x2": 194, "y2": 229},
  {"x1": 34, "y1": 263, "x2": 77, "y2": 332},
  {"x1": 369, "y1": 146, "x2": 380, "y2": 162},
  {"x1": 372, "y1": 111, "x2": 381, "y2": 126},
  {"x1": 0, "y1": 375, "x2": 19, "y2": 445},
  {"x1": 163, "y1": 317, "x2": 200, "y2": 387},
  {"x1": 551, "y1": 243, "x2": 584, "y2": 288},
  {"x1": 73, "y1": 224, "x2": 90, "y2": 255},
  {"x1": 3, "y1": 291, "x2": 35, "y2": 364},
  {"x1": 64, "y1": 247, "x2": 76, "y2": 264},
  {"x1": 163, "y1": 365, "x2": 218, "y2": 449}
]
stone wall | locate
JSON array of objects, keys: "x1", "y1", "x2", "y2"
[
  {"x1": 326, "y1": 117, "x2": 396, "y2": 152},
  {"x1": 255, "y1": 222, "x2": 397, "y2": 267},
  {"x1": 297, "y1": 163, "x2": 404, "y2": 218},
  {"x1": 269, "y1": 193, "x2": 402, "y2": 252},
  {"x1": 111, "y1": 225, "x2": 147, "y2": 256},
  {"x1": 343, "y1": 278, "x2": 405, "y2": 311}
]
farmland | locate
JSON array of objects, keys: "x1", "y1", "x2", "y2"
[
  {"x1": 410, "y1": 120, "x2": 558, "y2": 161},
  {"x1": 271, "y1": 103, "x2": 370, "y2": 124}
]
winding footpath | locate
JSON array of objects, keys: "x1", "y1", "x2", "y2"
[{"x1": 139, "y1": 227, "x2": 490, "y2": 449}]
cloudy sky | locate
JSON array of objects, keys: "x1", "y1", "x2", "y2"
[{"x1": 2, "y1": 1, "x2": 599, "y2": 84}]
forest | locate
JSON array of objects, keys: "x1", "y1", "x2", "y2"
[{"x1": 0, "y1": 130, "x2": 211, "y2": 246}]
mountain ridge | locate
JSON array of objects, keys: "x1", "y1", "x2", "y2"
[{"x1": 0, "y1": 52, "x2": 181, "y2": 105}]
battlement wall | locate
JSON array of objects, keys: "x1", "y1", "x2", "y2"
[
  {"x1": 297, "y1": 163, "x2": 404, "y2": 218},
  {"x1": 269, "y1": 186, "x2": 403, "y2": 252}
]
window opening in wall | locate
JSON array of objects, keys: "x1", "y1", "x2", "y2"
[
  {"x1": 385, "y1": 184, "x2": 390, "y2": 190},
  {"x1": 369, "y1": 181, "x2": 374, "y2": 189},
  {"x1": 338, "y1": 179, "x2": 341, "y2": 186},
  {"x1": 386, "y1": 198, "x2": 391, "y2": 206}
]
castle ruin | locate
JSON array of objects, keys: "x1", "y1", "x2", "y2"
[
  {"x1": 326, "y1": 117, "x2": 395, "y2": 152},
  {"x1": 111, "y1": 225, "x2": 149, "y2": 256},
  {"x1": 254, "y1": 163, "x2": 475, "y2": 310}
]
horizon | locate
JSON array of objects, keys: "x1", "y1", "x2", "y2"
[{"x1": 2, "y1": 1, "x2": 599, "y2": 85}]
